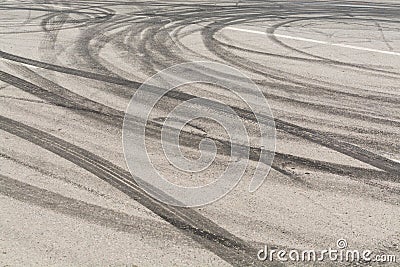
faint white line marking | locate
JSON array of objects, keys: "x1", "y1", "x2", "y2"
[
  {"x1": 21, "y1": 63, "x2": 39, "y2": 69},
  {"x1": 225, "y1": 27, "x2": 400, "y2": 56},
  {"x1": 336, "y1": 4, "x2": 397, "y2": 9}
]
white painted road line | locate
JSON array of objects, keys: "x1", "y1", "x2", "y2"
[
  {"x1": 335, "y1": 4, "x2": 397, "y2": 9},
  {"x1": 225, "y1": 26, "x2": 400, "y2": 56}
]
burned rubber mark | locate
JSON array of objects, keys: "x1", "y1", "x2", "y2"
[
  {"x1": 0, "y1": 67, "x2": 399, "y2": 178},
  {"x1": 0, "y1": 115, "x2": 280, "y2": 267}
]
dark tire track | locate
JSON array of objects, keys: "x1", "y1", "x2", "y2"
[
  {"x1": 0, "y1": 114, "x2": 281, "y2": 267},
  {"x1": 0, "y1": 174, "x2": 190, "y2": 240},
  {"x1": 1, "y1": 62, "x2": 399, "y2": 177},
  {"x1": 2, "y1": 1, "x2": 400, "y2": 265}
]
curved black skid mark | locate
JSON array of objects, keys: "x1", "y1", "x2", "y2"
[{"x1": 0, "y1": 115, "x2": 277, "y2": 267}]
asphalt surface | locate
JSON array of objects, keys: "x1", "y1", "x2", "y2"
[{"x1": 0, "y1": 0, "x2": 399, "y2": 266}]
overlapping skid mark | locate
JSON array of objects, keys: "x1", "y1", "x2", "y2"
[
  {"x1": 2, "y1": 0, "x2": 396, "y2": 216},
  {"x1": 93, "y1": 4, "x2": 400, "y2": 175},
  {"x1": 0, "y1": 115, "x2": 277, "y2": 267},
  {"x1": 0, "y1": 1, "x2": 114, "y2": 34},
  {"x1": 264, "y1": 17, "x2": 400, "y2": 77},
  {"x1": 135, "y1": 26, "x2": 400, "y2": 158},
  {"x1": 1, "y1": 1, "x2": 398, "y2": 178},
  {"x1": 194, "y1": 13, "x2": 399, "y2": 156},
  {"x1": 0, "y1": 64, "x2": 292, "y2": 178},
  {"x1": 0, "y1": 174, "x2": 186, "y2": 240},
  {"x1": 67, "y1": 5, "x2": 207, "y2": 78},
  {"x1": 92, "y1": 2, "x2": 399, "y2": 126},
  {"x1": 6, "y1": 3, "x2": 400, "y2": 164},
  {"x1": 201, "y1": 17, "x2": 400, "y2": 102},
  {"x1": 1, "y1": 1, "x2": 398, "y2": 182},
  {"x1": 203, "y1": 37, "x2": 400, "y2": 156},
  {"x1": 69, "y1": 2, "x2": 305, "y2": 77},
  {"x1": 2, "y1": 39, "x2": 398, "y2": 183},
  {"x1": 1, "y1": 1, "x2": 399, "y2": 264},
  {"x1": 1, "y1": 58, "x2": 399, "y2": 180}
]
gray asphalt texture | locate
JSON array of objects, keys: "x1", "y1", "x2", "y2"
[{"x1": 0, "y1": 0, "x2": 399, "y2": 266}]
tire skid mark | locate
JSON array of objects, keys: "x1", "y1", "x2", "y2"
[
  {"x1": 0, "y1": 59, "x2": 399, "y2": 177},
  {"x1": 0, "y1": 151, "x2": 111, "y2": 199},
  {"x1": 0, "y1": 174, "x2": 176, "y2": 237},
  {"x1": 136, "y1": 18, "x2": 400, "y2": 176},
  {"x1": 0, "y1": 115, "x2": 278, "y2": 267},
  {"x1": 265, "y1": 17, "x2": 400, "y2": 78},
  {"x1": 4, "y1": 61, "x2": 394, "y2": 185},
  {"x1": 0, "y1": 66, "x2": 291, "y2": 179},
  {"x1": 0, "y1": 50, "x2": 142, "y2": 88},
  {"x1": 127, "y1": 19, "x2": 400, "y2": 130},
  {"x1": 139, "y1": 13, "x2": 400, "y2": 107},
  {"x1": 0, "y1": 69, "x2": 122, "y2": 127},
  {"x1": 133, "y1": 40, "x2": 400, "y2": 179},
  {"x1": 0, "y1": 2, "x2": 115, "y2": 35},
  {"x1": 2, "y1": 2, "x2": 399, "y2": 264},
  {"x1": 203, "y1": 20, "x2": 400, "y2": 106}
]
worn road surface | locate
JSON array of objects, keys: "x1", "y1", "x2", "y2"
[{"x1": 0, "y1": 0, "x2": 399, "y2": 266}]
